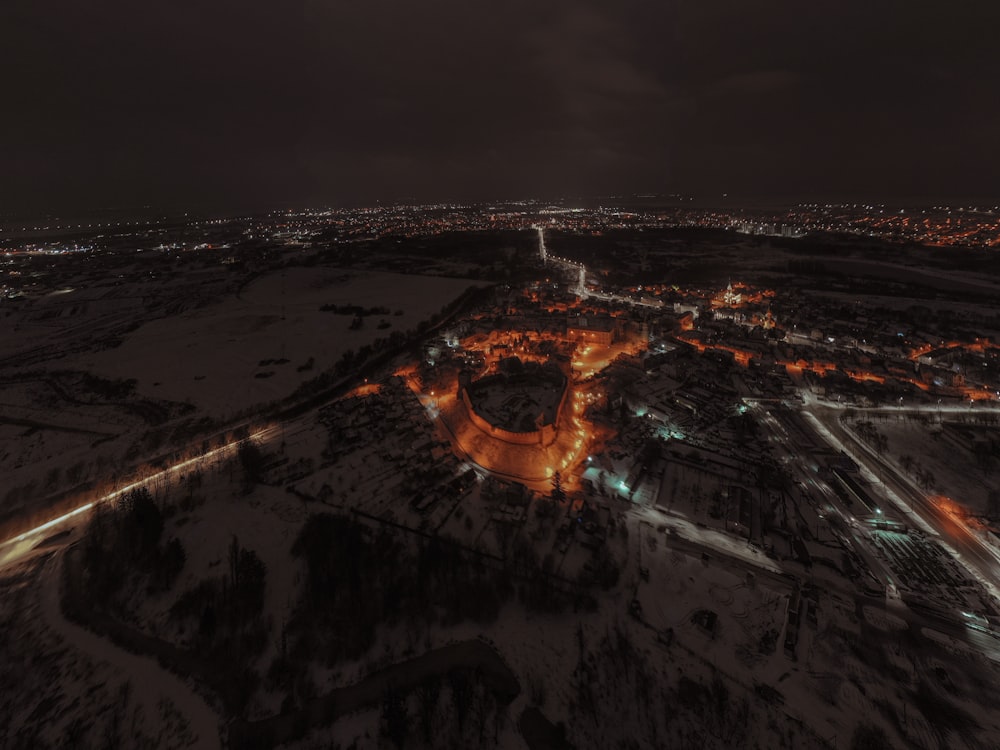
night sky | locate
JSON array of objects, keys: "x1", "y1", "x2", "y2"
[{"x1": 3, "y1": 1, "x2": 998, "y2": 212}]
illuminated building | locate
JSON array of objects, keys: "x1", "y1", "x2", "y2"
[{"x1": 566, "y1": 315, "x2": 617, "y2": 346}]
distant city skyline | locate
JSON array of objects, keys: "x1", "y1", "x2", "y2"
[
  {"x1": 3, "y1": 192, "x2": 1000, "y2": 226},
  {"x1": 3, "y1": 196, "x2": 999, "y2": 251}
]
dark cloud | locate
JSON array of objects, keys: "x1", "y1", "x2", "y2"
[{"x1": 1, "y1": 0, "x2": 997, "y2": 212}]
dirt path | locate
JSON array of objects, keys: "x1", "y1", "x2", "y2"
[{"x1": 39, "y1": 550, "x2": 221, "y2": 750}]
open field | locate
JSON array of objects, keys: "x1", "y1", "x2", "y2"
[{"x1": 75, "y1": 268, "x2": 481, "y2": 418}]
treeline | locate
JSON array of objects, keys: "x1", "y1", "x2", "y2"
[
  {"x1": 286, "y1": 514, "x2": 511, "y2": 664},
  {"x1": 36, "y1": 369, "x2": 138, "y2": 402},
  {"x1": 378, "y1": 668, "x2": 508, "y2": 749},
  {"x1": 319, "y1": 303, "x2": 394, "y2": 316},
  {"x1": 853, "y1": 420, "x2": 889, "y2": 456},
  {"x1": 567, "y1": 623, "x2": 757, "y2": 749},
  {"x1": 77, "y1": 487, "x2": 270, "y2": 714},
  {"x1": 169, "y1": 536, "x2": 269, "y2": 711},
  {"x1": 77, "y1": 372, "x2": 138, "y2": 401},
  {"x1": 268, "y1": 513, "x2": 590, "y2": 711},
  {"x1": 786, "y1": 259, "x2": 828, "y2": 275},
  {"x1": 81, "y1": 487, "x2": 185, "y2": 607},
  {"x1": 231, "y1": 639, "x2": 520, "y2": 749}
]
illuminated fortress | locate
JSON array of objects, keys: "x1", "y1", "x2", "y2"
[{"x1": 459, "y1": 358, "x2": 569, "y2": 447}]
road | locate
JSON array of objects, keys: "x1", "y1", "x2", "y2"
[
  {"x1": 0, "y1": 422, "x2": 282, "y2": 744},
  {"x1": 0, "y1": 424, "x2": 281, "y2": 570},
  {"x1": 38, "y1": 549, "x2": 221, "y2": 749},
  {"x1": 1, "y1": 278, "x2": 493, "y2": 561},
  {"x1": 747, "y1": 396, "x2": 1000, "y2": 595},
  {"x1": 0, "y1": 279, "x2": 500, "y2": 743},
  {"x1": 536, "y1": 227, "x2": 663, "y2": 309},
  {"x1": 749, "y1": 403, "x2": 900, "y2": 594},
  {"x1": 537, "y1": 226, "x2": 587, "y2": 297},
  {"x1": 802, "y1": 404, "x2": 1000, "y2": 592}
]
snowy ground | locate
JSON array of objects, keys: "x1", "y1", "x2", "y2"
[
  {"x1": 9, "y1": 264, "x2": 1000, "y2": 748},
  {"x1": 0, "y1": 541, "x2": 205, "y2": 749},
  {"x1": 9, "y1": 381, "x2": 1000, "y2": 748},
  {"x1": 73, "y1": 268, "x2": 481, "y2": 420},
  {"x1": 0, "y1": 266, "x2": 480, "y2": 536},
  {"x1": 873, "y1": 415, "x2": 996, "y2": 514}
]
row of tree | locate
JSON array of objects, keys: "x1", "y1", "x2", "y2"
[
  {"x1": 81, "y1": 487, "x2": 185, "y2": 608},
  {"x1": 272, "y1": 512, "x2": 594, "y2": 712},
  {"x1": 169, "y1": 536, "x2": 269, "y2": 712},
  {"x1": 380, "y1": 669, "x2": 506, "y2": 749},
  {"x1": 898, "y1": 454, "x2": 937, "y2": 490},
  {"x1": 854, "y1": 420, "x2": 890, "y2": 456}
]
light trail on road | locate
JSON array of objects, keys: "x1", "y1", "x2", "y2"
[
  {"x1": 0, "y1": 425, "x2": 278, "y2": 569},
  {"x1": 537, "y1": 226, "x2": 588, "y2": 297}
]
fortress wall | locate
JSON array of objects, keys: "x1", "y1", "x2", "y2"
[{"x1": 461, "y1": 379, "x2": 568, "y2": 447}]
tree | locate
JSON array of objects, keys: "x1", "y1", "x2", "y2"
[
  {"x1": 471, "y1": 677, "x2": 495, "y2": 746},
  {"x1": 155, "y1": 537, "x2": 186, "y2": 591},
  {"x1": 510, "y1": 535, "x2": 540, "y2": 578},
  {"x1": 227, "y1": 536, "x2": 267, "y2": 619},
  {"x1": 876, "y1": 433, "x2": 888, "y2": 456},
  {"x1": 974, "y1": 441, "x2": 994, "y2": 474},
  {"x1": 551, "y1": 471, "x2": 566, "y2": 504},
  {"x1": 851, "y1": 722, "x2": 892, "y2": 750},
  {"x1": 450, "y1": 670, "x2": 473, "y2": 735},
  {"x1": 381, "y1": 686, "x2": 410, "y2": 748},
  {"x1": 920, "y1": 468, "x2": 936, "y2": 491},
  {"x1": 117, "y1": 487, "x2": 163, "y2": 562},
  {"x1": 238, "y1": 439, "x2": 265, "y2": 485},
  {"x1": 416, "y1": 677, "x2": 441, "y2": 745}
]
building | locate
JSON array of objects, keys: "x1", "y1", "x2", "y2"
[{"x1": 566, "y1": 314, "x2": 617, "y2": 346}]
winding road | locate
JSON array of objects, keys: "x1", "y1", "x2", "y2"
[{"x1": 33, "y1": 545, "x2": 222, "y2": 748}]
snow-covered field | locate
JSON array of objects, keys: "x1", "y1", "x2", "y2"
[
  {"x1": 0, "y1": 266, "x2": 481, "y2": 532},
  {"x1": 874, "y1": 416, "x2": 995, "y2": 514},
  {"x1": 73, "y1": 268, "x2": 480, "y2": 420},
  {"x1": 0, "y1": 545, "x2": 205, "y2": 749}
]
